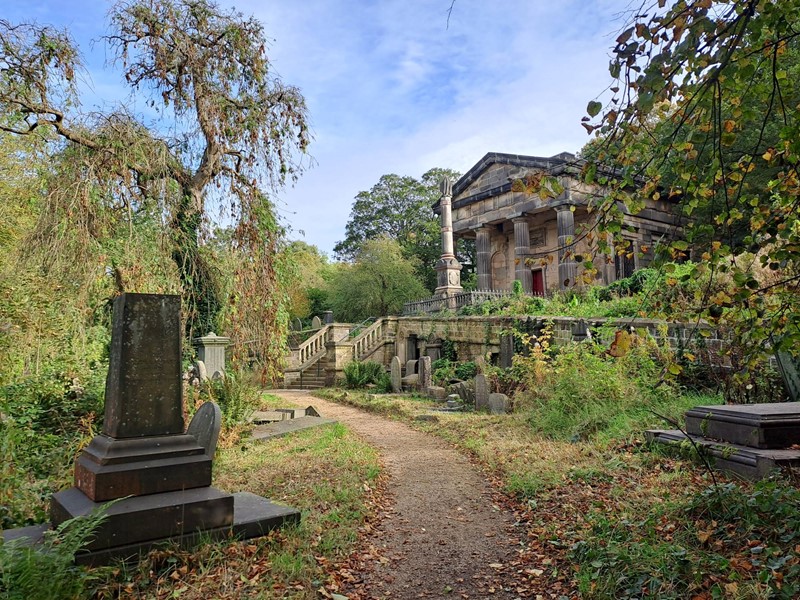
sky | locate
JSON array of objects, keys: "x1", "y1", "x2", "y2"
[{"x1": 4, "y1": 0, "x2": 636, "y2": 256}]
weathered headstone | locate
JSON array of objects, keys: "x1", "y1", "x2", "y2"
[
  {"x1": 292, "y1": 318, "x2": 303, "y2": 332},
  {"x1": 475, "y1": 374, "x2": 489, "y2": 410},
  {"x1": 405, "y1": 359, "x2": 418, "y2": 376},
  {"x1": 418, "y1": 356, "x2": 432, "y2": 393},
  {"x1": 390, "y1": 356, "x2": 402, "y2": 393},
  {"x1": 195, "y1": 359, "x2": 208, "y2": 382},
  {"x1": 187, "y1": 401, "x2": 222, "y2": 458},
  {"x1": 488, "y1": 392, "x2": 510, "y2": 415},
  {"x1": 311, "y1": 315, "x2": 323, "y2": 330},
  {"x1": 43, "y1": 293, "x2": 299, "y2": 563},
  {"x1": 193, "y1": 332, "x2": 230, "y2": 381},
  {"x1": 499, "y1": 333, "x2": 514, "y2": 369},
  {"x1": 775, "y1": 350, "x2": 799, "y2": 402}
]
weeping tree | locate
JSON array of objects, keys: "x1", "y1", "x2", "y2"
[{"x1": 0, "y1": 0, "x2": 310, "y2": 375}]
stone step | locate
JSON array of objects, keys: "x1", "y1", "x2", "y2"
[{"x1": 645, "y1": 429, "x2": 800, "y2": 480}]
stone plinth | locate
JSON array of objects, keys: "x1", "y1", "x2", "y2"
[
  {"x1": 685, "y1": 402, "x2": 800, "y2": 449},
  {"x1": 74, "y1": 433, "x2": 211, "y2": 501},
  {"x1": 51, "y1": 487, "x2": 234, "y2": 551},
  {"x1": 645, "y1": 429, "x2": 800, "y2": 480},
  {"x1": 193, "y1": 332, "x2": 230, "y2": 379}
]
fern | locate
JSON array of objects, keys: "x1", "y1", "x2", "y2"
[{"x1": 0, "y1": 505, "x2": 110, "y2": 599}]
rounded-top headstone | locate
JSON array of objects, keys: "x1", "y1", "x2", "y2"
[
  {"x1": 390, "y1": 356, "x2": 402, "y2": 393},
  {"x1": 187, "y1": 401, "x2": 222, "y2": 458}
]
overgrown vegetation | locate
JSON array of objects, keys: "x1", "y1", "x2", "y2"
[
  {"x1": 0, "y1": 506, "x2": 110, "y2": 600},
  {"x1": 342, "y1": 360, "x2": 391, "y2": 393}
]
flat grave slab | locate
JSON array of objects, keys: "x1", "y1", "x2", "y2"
[
  {"x1": 251, "y1": 416, "x2": 337, "y2": 441},
  {"x1": 4, "y1": 493, "x2": 300, "y2": 566},
  {"x1": 684, "y1": 402, "x2": 800, "y2": 449},
  {"x1": 646, "y1": 429, "x2": 800, "y2": 480}
]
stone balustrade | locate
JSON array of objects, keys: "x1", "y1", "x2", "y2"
[{"x1": 293, "y1": 324, "x2": 330, "y2": 368}]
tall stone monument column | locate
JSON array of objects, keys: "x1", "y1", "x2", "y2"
[
  {"x1": 556, "y1": 205, "x2": 578, "y2": 290},
  {"x1": 512, "y1": 217, "x2": 533, "y2": 294},
  {"x1": 434, "y1": 176, "x2": 463, "y2": 299},
  {"x1": 475, "y1": 226, "x2": 492, "y2": 291}
]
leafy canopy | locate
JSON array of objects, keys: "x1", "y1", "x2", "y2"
[
  {"x1": 329, "y1": 237, "x2": 428, "y2": 322},
  {"x1": 334, "y1": 168, "x2": 461, "y2": 291},
  {"x1": 583, "y1": 0, "x2": 800, "y2": 365}
]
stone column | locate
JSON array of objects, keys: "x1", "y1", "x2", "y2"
[
  {"x1": 440, "y1": 180, "x2": 455, "y2": 257},
  {"x1": 475, "y1": 226, "x2": 492, "y2": 291},
  {"x1": 434, "y1": 176, "x2": 463, "y2": 299},
  {"x1": 556, "y1": 205, "x2": 577, "y2": 290},
  {"x1": 512, "y1": 217, "x2": 533, "y2": 294}
]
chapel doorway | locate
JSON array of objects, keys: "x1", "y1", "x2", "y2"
[{"x1": 531, "y1": 269, "x2": 545, "y2": 296}]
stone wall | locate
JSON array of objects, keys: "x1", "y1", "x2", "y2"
[{"x1": 394, "y1": 315, "x2": 727, "y2": 365}]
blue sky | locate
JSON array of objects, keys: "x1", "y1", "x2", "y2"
[{"x1": 4, "y1": 0, "x2": 634, "y2": 256}]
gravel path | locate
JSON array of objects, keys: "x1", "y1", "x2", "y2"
[{"x1": 271, "y1": 390, "x2": 523, "y2": 600}]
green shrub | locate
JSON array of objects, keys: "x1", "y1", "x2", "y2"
[
  {"x1": 432, "y1": 358, "x2": 454, "y2": 386},
  {"x1": 454, "y1": 361, "x2": 478, "y2": 380},
  {"x1": 0, "y1": 368, "x2": 105, "y2": 435},
  {"x1": 342, "y1": 360, "x2": 390, "y2": 392},
  {"x1": 0, "y1": 367, "x2": 104, "y2": 528},
  {"x1": 517, "y1": 340, "x2": 709, "y2": 443},
  {"x1": 197, "y1": 369, "x2": 260, "y2": 428}
]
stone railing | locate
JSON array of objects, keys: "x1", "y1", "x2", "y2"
[
  {"x1": 403, "y1": 290, "x2": 513, "y2": 315},
  {"x1": 290, "y1": 324, "x2": 331, "y2": 370},
  {"x1": 351, "y1": 318, "x2": 389, "y2": 360}
]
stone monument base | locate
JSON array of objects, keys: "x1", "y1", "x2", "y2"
[
  {"x1": 74, "y1": 433, "x2": 212, "y2": 501},
  {"x1": 3, "y1": 492, "x2": 299, "y2": 566},
  {"x1": 645, "y1": 429, "x2": 800, "y2": 480}
]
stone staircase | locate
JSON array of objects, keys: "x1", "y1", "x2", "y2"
[
  {"x1": 282, "y1": 318, "x2": 397, "y2": 389},
  {"x1": 284, "y1": 355, "x2": 328, "y2": 390}
]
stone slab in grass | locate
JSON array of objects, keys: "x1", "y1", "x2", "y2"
[{"x1": 251, "y1": 416, "x2": 338, "y2": 441}]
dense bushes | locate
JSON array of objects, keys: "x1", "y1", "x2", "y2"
[
  {"x1": 483, "y1": 325, "x2": 720, "y2": 443},
  {"x1": 432, "y1": 358, "x2": 478, "y2": 386},
  {"x1": 191, "y1": 369, "x2": 261, "y2": 430},
  {"x1": 0, "y1": 367, "x2": 106, "y2": 528}
]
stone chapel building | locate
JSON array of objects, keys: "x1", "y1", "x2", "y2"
[{"x1": 433, "y1": 151, "x2": 680, "y2": 295}]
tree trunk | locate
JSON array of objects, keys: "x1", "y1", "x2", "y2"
[{"x1": 172, "y1": 190, "x2": 222, "y2": 339}]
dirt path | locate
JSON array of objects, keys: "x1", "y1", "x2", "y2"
[{"x1": 271, "y1": 390, "x2": 524, "y2": 600}]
